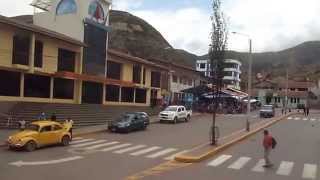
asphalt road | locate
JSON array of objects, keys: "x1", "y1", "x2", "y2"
[
  {"x1": 0, "y1": 110, "x2": 271, "y2": 180},
  {"x1": 151, "y1": 112, "x2": 320, "y2": 180}
]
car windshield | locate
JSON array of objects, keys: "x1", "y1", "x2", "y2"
[
  {"x1": 118, "y1": 114, "x2": 135, "y2": 122},
  {"x1": 261, "y1": 106, "x2": 273, "y2": 110},
  {"x1": 164, "y1": 107, "x2": 177, "y2": 111},
  {"x1": 26, "y1": 124, "x2": 40, "y2": 131}
]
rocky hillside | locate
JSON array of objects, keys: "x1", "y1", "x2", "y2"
[{"x1": 109, "y1": 10, "x2": 198, "y2": 68}]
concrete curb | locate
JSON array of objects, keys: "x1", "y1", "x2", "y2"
[{"x1": 175, "y1": 113, "x2": 297, "y2": 163}]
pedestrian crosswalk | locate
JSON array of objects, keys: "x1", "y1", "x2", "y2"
[
  {"x1": 68, "y1": 137, "x2": 187, "y2": 161},
  {"x1": 206, "y1": 154, "x2": 318, "y2": 179},
  {"x1": 288, "y1": 116, "x2": 320, "y2": 122}
]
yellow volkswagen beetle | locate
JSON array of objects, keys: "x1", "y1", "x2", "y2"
[{"x1": 7, "y1": 121, "x2": 72, "y2": 152}]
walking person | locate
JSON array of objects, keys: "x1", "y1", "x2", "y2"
[
  {"x1": 303, "y1": 106, "x2": 306, "y2": 116},
  {"x1": 263, "y1": 130, "x2": 274, "y2": 167},
  {"x1": 37, "y1": 112, "x2": 46, "y2": 121},
  {"x1": 65, "y1": 117, "x2": 74, "y2": 139},
  {"x1": 306, "y1": 107, "x2": 310, "y2": 116},
  {"x1": 19, "y1": 120, "x2": 26, "y2": 131}
]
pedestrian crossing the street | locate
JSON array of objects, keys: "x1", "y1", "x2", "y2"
[
  {"x1": 287, "y1": 116, "x2": 320, "y2": 122},
  {"x1": 68, "y1": 137, "x2": 187, "y2": 161},
  {"x1": 206, "y1": 154, "x2": 318, "y2": 179}
]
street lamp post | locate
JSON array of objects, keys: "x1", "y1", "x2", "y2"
[{"x1": 232, "y1": 32, "x2": 252, "y2": 132}]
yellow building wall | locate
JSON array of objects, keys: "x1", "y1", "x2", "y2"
[
  {"x1": 145, "y1": 68, "x2": 151, "y2": 87},
  {"x1": 42, "y1": 38, "x2": 58, "y2": 73},
  {"x1": 0, "y1": 27, "x2": 14, "y2": 68},
  {"x1": 122, "y1": 63, "x2": 133, "y2": 81}
]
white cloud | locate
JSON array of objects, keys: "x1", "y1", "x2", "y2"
[
  {"x1": 131, "y1": 8, "x2": 212, "y2": 55},
  {"x1": 112, "y1": 0, "x2": 144, "y2": 11},
  {"x1": 0, "y1": 0, "x2": 33, "y2": 17}
]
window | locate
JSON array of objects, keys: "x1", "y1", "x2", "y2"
[
  {"x1": 106, "y1": 85, "x2": 120, "y2": 102},
  {"x1": 56, "y1": 0, "x2": 77, "y2": 15},
  {"x1": 12, "y1": 35, "x2": 30, "y2": 65},
  {"x1": 172, "y1": 75, "x2": 177, "y2": 83},
  {"x1": 135, "y1": 88, "x2": 147, "y2": 103},
  {"x1": 58, "y1": 48, "x2": 75, "y2": 72},
  {"x1": 40, "y1": 126, "x2": 52, "y2": 132},
  {"x1": 121, "y1": 87, "x2": 134, "y2": 102},
  {"x1": 142, "y1": 68, "x2": 146, "y2": 85},
  {"x1": 0, "y1": 70, "x2": 20, "y2": 97},
  {"x1": 188, "y1": 79, "x2": 193, "y2": 86},
  {"x1": 34, "y1": 40, "x2": 43, "y2": 68},
  {"x1": 53, "y1": 78, "x2": 74, "y2": 99},
  {"x1": 53, "y1": 125, "x2": 62, "y2": 131},
  {"x1": 24, "y1": 74, "x2": 50, "y2": 98},
  {"x1": 132, "y1": 64, "x2": 141, "y2": 84},
  {"x1": 200, "y1": 63, "x2": 206, "y2": 69},
  {"x1": 297, "y1": 98, "x2": 300, "y2": 104},
  {"x1": 151, "y1": 71, "x2": 161, "y2": 88},
  {"x1": 107, "y1": 61, "x2": 122, "y2": 80},
  {"x1": 88, "y1": 1, "x2": 104, "y2": 22}
]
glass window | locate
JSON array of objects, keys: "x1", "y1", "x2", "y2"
[
  {"x1": 107, "y1": 61, "x2": 122, "y2": 80},
  {"x1": 56, "y1": 0, "x2": 77, "y2": 15},
  {"x1": 172, "y1": 75, "x2": 178, "y2": 83},
  {"x1": 200, "y1": 63, "x2": 206, "y2": 69},
  {"x1": 58, "y1": 49, "x2": 76, "y2": 72},
  {"x1": 106, "y1": 85, "x2": 120, "y2": 102},
  {"x1": 12, "y1": 35, "x2": 30, "y2": 65},
  {"x1": 34, "y1": 40, "x2": 43, "y2": 68},
  {"x1": 135, "y1": 88, "x2": 146, "y2": 103},
  {"x1": 53, "y1": 125, "x2": 62, "y2": 131},
  {"x1": 88, "y1": 1, "x2": 104, "y2": 22},
  {"x1": 40, "y1": 126, "x2": 52, "y2": 132},
  {"x1": 132, "y1": 64, "x2": 141, "y2": 84}
]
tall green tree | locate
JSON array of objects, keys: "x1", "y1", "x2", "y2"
[{"x1": 209, "y1": 0, "x2": 228, "y2": 145}]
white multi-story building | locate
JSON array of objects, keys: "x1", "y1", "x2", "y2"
[{"x1": 196, "y1": 59, "x2": 242, "y2": 90}]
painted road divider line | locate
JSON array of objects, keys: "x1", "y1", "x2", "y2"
[
  {"x1": 100, "y1": 143, "x2": 132, "y2": 152},
  {"x1": 277, "y1": 161, "x2": 294, "y2": 176},
  {"x1": 84, "y1": 141, "x2": 119, "y2": 150},
  {"x1": 302, "y1": 164, "x2": 317, "y2": 179},
  {"x1": 113, "y1": 145, "x2": 146, "y2": 154},
  {"x1": 146, "y1": 148, "x2": 177, "y2": 159},
  {"x1": 70, "y1": 139, "x2": 95, "y2": 145},
  {"x1": 71, "y1": 140, "x2": 107, "y2": 148},
  {"x1": 130, "y1": 146, "x2": 161, "y2": 156},
  {"x1": 228, "y1": 157, "x2": 251, "y2": 170},
  {"x1": 251, "y1": 159, "x2": 265, "y2": 172},
  {"x1": 164, "y1": 150, "x2": 190, "y2": 160},
  {"x1": 207, "y1": 155, "x2": 232, "y2": 167}
]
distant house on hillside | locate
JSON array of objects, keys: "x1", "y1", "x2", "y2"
[{"x1": 253, "y1": 79, "x2": 315, "y2": 108}]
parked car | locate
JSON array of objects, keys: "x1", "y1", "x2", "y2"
[
  {"x1": 6, "y1": 121, "x2": 73, "y2": 152},
  {"x1": 108, "y1": 112, "x2": 148, "y2": 133},
  {"x1": 159, "y1": 105, "x2": 192, "y2": 123},
  {"x1": 260, "y1": 105, "x2": 275, "y2": 118}
]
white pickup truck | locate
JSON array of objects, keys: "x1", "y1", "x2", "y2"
[{"x1": 159, "y1": 105, "x2": 192, "y2": 124}]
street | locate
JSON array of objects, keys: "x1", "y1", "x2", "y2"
[
  {"x1": 0, "y1": 111, "x2": 265, "y2": 180},
  {"x1": 149, "y1": 112, "x2": 320, "y2": 180}
]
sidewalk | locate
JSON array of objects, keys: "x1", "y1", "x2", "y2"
[
  {"x1": 175, "y1": 112, "x2": 296, "y2": 163},
  {"x1": 0, "y1": 113, "x2": 201, "y2": 147}
]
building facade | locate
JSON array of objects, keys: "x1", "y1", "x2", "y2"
[
  {"x1": 196, "y1": 59, "x2": 242, "y2": 90},
  {"x1": 0, "y1": 0, "x2": 167, "y2": 107},
  {"x1": 253, "y1": 79, "x2": 314, "y2": 108}
]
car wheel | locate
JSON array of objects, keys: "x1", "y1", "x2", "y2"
[
  {"x1": 25, "y1": 140, "x2": 37, "y2": 152},
  {"x1": 185, "y1": 115, "x2": 191, "y2": 122},
  {"x1": 61, "y1": 135, "x2": 70, "y2": 146},
  {"x1": 173, "y1": 117, "x2": 178, "y2": 124}
]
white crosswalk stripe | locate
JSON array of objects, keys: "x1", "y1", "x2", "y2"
[
  {"x1": 288, "y1": 117, "x2": 293, "y2": 120},
  {"x1": 113, "y1": 145, "x2": 146, "y2": 154},
  {"x1": 100, "y1": 143, "x2": 132, "y2": 152},
  {"x1": 70, "y1": 138, "x2": 95, "y2": 145},
  {"x1": 228, "y1": 157, "x2": 251, "y2": 170},
  {"x1": 72, "y1": 137, "x2": 83, "y2": 141},
  {"x1": 310, "y1": 118, "x2": 316, "y2": 121},
  {"x1": 164, "y1": 150, "x2": 190, "y2": 160},
  {"x1": 84, "y1": 141, "x2": 119, "y2": 150},
  {"x1": 303, "y1": 118, "x2": 308, "y2": 121},
  {"x1": 207, "y1": 155, "x2": 232, "y2": 167},
  {"x1": 146, "y1": 148, "x2": 177, "y2": 159},
  {"x1": 71, "y1": 140, "x2": 107, "y2": 148},
  {"x1": 130, "y1": 146, "x2": 161, "y2": 156},
  {"x1": 251, "y1": 159, "x2": 265, "y2": 172},
  {"x1": 302, "y1": 164, "x2": 317, "y2": 179},
  {"x1": 277, "y1": 161, "x2": 294, "y2": 176},
  {"x1": 294, "y1": 117, "x2": 301, "y2": 120}
]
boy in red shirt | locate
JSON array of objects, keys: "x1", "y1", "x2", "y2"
[{"x1": 263, "y1": 130, "x2": 273, "y2": 167}]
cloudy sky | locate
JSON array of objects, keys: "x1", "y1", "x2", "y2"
[{"x1": 1, "y1": 0, "x2": 320, "y2": 55}]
